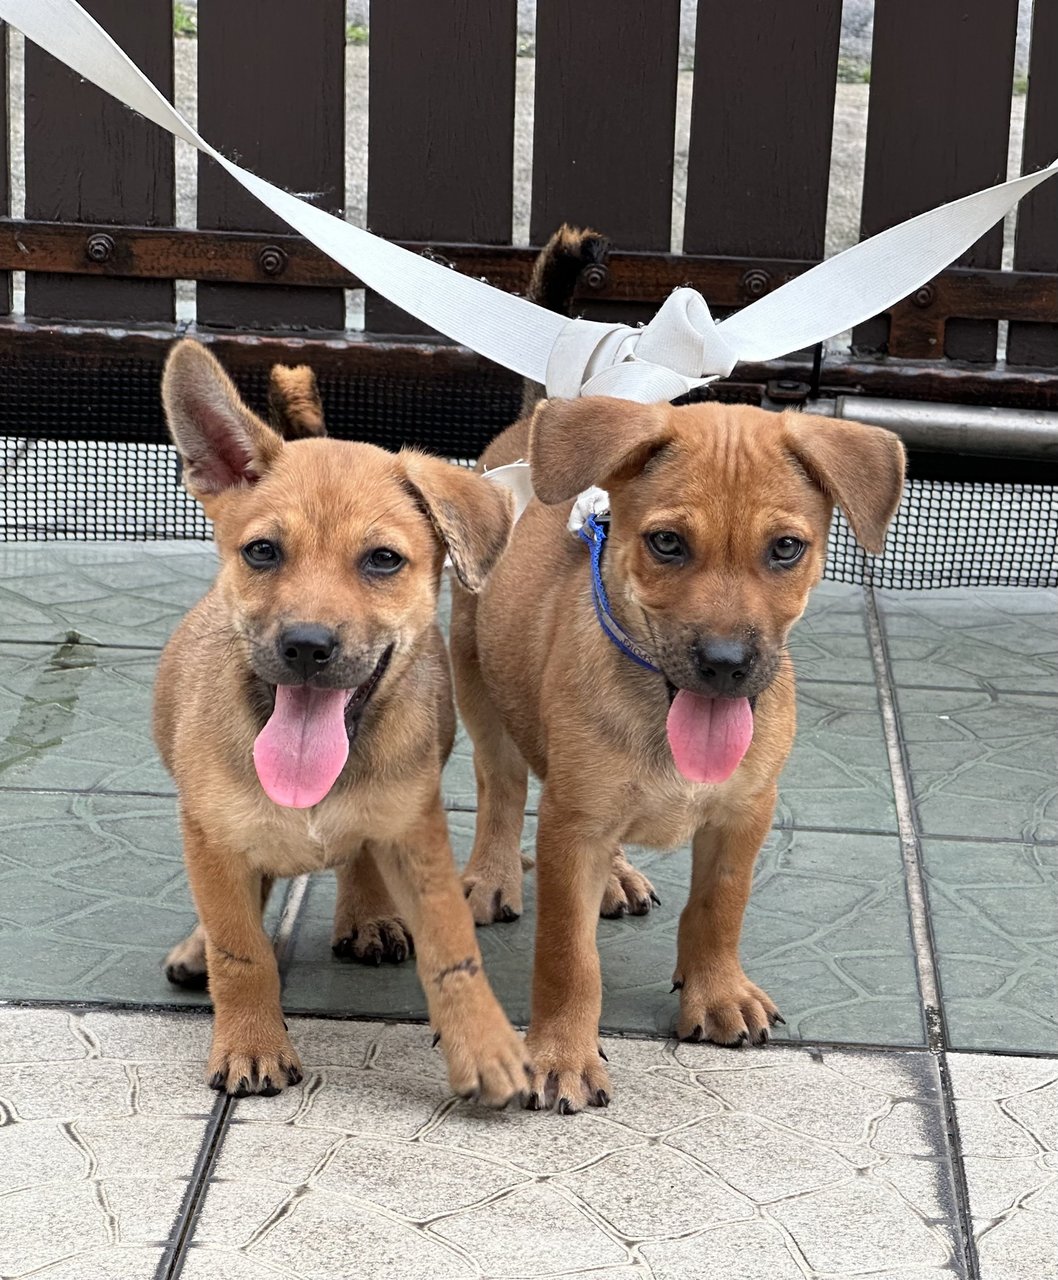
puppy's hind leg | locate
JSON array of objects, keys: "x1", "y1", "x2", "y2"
[
  {"x1": 165, "y1": 875, "x2": 274, "y2": 989},
  {"x1": 600, "y1": 848, "x2": 660, "y2": 919},
  {"x1": 332, "y1": 848, "x2": 413, "y2": 965},
  {"x1": 450, "y1": 587, "x2": 528, "y2": 926}
]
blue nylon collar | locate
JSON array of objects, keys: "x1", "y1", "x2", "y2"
[{"x1": 577, "y1": 514, "x2": 662, "y2": 674}]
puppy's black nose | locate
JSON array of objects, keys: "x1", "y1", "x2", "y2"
[
  {"x1": 694, "y1": 637, "x2": 754, "y2": 696},
  {"x1": 279, "y1": 625, "x2": 338, "y2": 681}
]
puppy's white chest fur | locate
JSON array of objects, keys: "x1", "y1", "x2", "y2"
[{"x1": 217, "y1": 779, "x2": 424, "y2": 877}]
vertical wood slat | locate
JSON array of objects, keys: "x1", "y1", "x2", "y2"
[
  {"x1": 0, "y1": 23, "x2": 9, "y2": 317},
  {"x1": 684, "y1": 0, "x2": 842, "y2": 261},
  {"x1": 1008, "y1": 0, "x2": 1058, "y2": 368},
  {"x1": 24, "y1": 0, "x2": 173, "y2": 324},
  {"x1": 531, "y1": 0, "x2": 679, "y2": 251},
  {"x1": 366, "y1": 0, "x2": 516, "y2": 336},
  {"x1": 855, "y1": 0, "x2": 1019, "y2": 362},
  {"x1": 197, "y1": 0, "x2": 344, "y2": 332}
]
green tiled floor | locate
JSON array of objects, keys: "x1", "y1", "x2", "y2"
[
  {"x1": 0, "y1": 548, "x2": 1054, "y2": 1057},
  {"x1": 282, "y1": 822, "x2": 924, "y2": 1046},
  {"x1": 922, "y1": 839, "x2": 1058, "y2": 1053}
]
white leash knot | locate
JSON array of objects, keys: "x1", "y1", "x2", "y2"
[{"x1": 547, "y1": 289, "x2": 738, "y2": 405}]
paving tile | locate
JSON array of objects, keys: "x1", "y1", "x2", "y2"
[
  {"x1": 0, "y1": 540, "x2": 216, "y2": 648},
  {"x1": 0, "y1": 641, "x2": 170, "y2": 794},
  {"x1": 0, "y1": 789, "x2": 284, "y2": 1006},
  {"x1": 876, "y1": 586, "x2": 1058, "y2": 695},
  {"x1": 949, "y1": 1053, "x2": 1058, "y2": 1280},
  {"x1": 786, "y1": 579, "x2": 875, "y2": 682},
  {"x1": 0, "y1": 1007, "x2": 213, "y2": 1279},
  {"x1": 282, "y1": 818, "x2": 923, "y2": 1046},
  {"x1": 896, "y1": 687, "x2": 1058, "y2": 841},
  {"x1": 185, "y1": 1021, "x2": 965, "y2": 1278},
  {"x1": 922, "y1": 839, "x2": 1058, "y2": 1053}
]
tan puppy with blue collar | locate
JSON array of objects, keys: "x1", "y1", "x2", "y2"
[{"x1": 450, "y1": 354, "x2": 904, "y2": 1113}]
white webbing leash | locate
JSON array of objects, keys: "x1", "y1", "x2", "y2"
[{"x1": 1, "y1": 0, "x2": 1055, "y2": 422}]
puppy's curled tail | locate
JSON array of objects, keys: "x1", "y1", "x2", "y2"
[{"x1": 522, "y1": 223, "x2": 609, "y2": 414}]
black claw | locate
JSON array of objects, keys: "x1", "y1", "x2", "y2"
[
  {"x1": 498, "y1": 905, "x2": 520, "y2": 923},
  {"x1": 769, "y1": 1011, "x2": 786, "y2": 1027},
  {"x1": 525, "y1": 1093, "x2": 541, "y2": 1111},
  {"x1": 630, "y1": 897, "x2": 652, "y2": 917},
  {"x1": 431, "y1": 1030, "x2": 442, "y2": 1048},
  {"x1": 557, "y1": 1097, "x2": 574, "y2": 1115},
  {"x1": 285, "y1": 1065, "x2": 303, "y2": 1086},
  {"x1": 649, "y1": 891, "x2": 662, "y2": 906},
  {"x1": 258, "y1": 1077, "x2": 281, "y2": 1097},
  {"x1": 670, "y1": 980, "x2": 684, "y2": 994},
  {"x1": 165, "y1": 963, "x2": 209, "y2": 990},
  {"x1": 724, "y1": 1030, "x2": 749, "y2": 1049},
  {"x1": 598, "y1": 1046, "x2": 609, "y2": 1062},
  {"x1": 593, "y1": 1089, "x2": 611, "y2": 1108},
  {"x1": 208, "y1": 1071, "x2": 225, "y2": 1091},
  {"x1": 391, "y1": 944, "x2": 407, "y2": 964},
  {"x1": 600, "y1": 904, "x2": 625, "y2": 920},
  {"x1": 233, "y1": 1076, "x2": 252, "y2": 1098},
  {"x1": 755, "y1": 1028, "x2": 770, "y2": 1047}
]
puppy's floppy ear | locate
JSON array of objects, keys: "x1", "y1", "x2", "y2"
[
  {"x1": 268, "y1": 364, "x2": 327, "y2": 439},
  {"x1": 528, "y1": 396, "x2": 674, "y2": 504},
  {"x1": 161, "y1": 340, "x2": 283, "y2": 500},
  {"x1": 783, "y1": 412, "x2": 906, "y2": 555},
  {"x1": 402, "y1": 453, "x2": 515, "y2": 592}
]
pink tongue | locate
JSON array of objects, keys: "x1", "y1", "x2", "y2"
[
  {"x1": 253, "y1": 685, "x2": 351, "y2": 808},
  {"x1": 666, "y1": 690, "x2": 754, "y2": 784}
]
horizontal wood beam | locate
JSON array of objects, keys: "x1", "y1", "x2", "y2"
[{"x1": 1, "y1": 221, "x2": 1055, "y2": 339}]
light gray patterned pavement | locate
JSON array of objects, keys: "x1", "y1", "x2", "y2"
[{"x1": 8, "y1": 1009, "x2": 1053, "y2": 1279}]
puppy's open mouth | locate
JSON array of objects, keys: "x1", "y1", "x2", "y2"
[
  {"x1": 253, "y1": 647, "x2": 393, "y2": 810},
  {"x1": 664, "y1": 681, "x2": 756, "y2": 785}
]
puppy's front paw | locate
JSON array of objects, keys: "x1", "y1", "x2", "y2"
[
  {"x1": 461, "y1": 867, "x2": 523, "y2": 925},
  {"x1": 332, "y1": 916, "x2": 412, "y2": 965},
  {"x1": 207, "y1": 1030, "x2": 304, "y2": 1097},
  {"x1": 673, "y1": 964, "x2": 781, "y2": 1048},
  {"x1": 438, "y1": 1001, "x2": 530, "y2": 1108},
  {"x1": 523, "y1": 1030, "x2": 612, "y2": 1115},
  {"x1": 600, "y1": 850, "x2": 660, "y2": 919}
]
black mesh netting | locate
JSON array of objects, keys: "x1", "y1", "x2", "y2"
[{"x1": 1, "y1": 352, "x2": 1054, "y2": 588}]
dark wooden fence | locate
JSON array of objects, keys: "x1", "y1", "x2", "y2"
[{"x1": 0, "y1": 0, "x2": 1055, "y2": 450}]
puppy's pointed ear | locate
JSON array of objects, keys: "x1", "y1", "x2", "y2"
[
  {"x1": 528, "y1": 397, "x2": 673, "y2": 504},
  {"x1": 402, "y1": 454, "x2": 515, "y2": 592},
  {"x1": 783, "y1": 412, "x2": 906, "y2": 555},
  {"x1": 162, "y1": 340, "x2": 284, "y2": 500}
]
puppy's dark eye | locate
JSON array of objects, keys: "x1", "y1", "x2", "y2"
[
  {"x1": 770, "y1": 536, "x2": 806, "y2": 567},
  {"x1": 646, "y1": 530, "x2": 686, "y2": 562},
  {"x1": 363, "y1": 547, "x2": 405, "y2": 576},
  {"x1": 242, "y1": 539, "x2": 281, "y2": 569}
]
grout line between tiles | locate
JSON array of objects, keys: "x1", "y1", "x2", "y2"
[
  {"x1": 0, "y1": 636, "x2": 166, "y2": 653},
  {"x1": 864, "y1": 584, "x2": 982, "y2": 1280},
  {"x1": 159, "y1": 873, "x2": 311, "y2": 1280}
]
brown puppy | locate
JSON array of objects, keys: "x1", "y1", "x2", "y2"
[
  {"x1": 164, "y1": 363, "x2": 413, "y2": 982},
  {"x1": 451, "y1": 393, "x2": 905, "y2": 1112},
  {"x1": 154, "y1": 339, "x2": 528, "y2": 1104}
]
